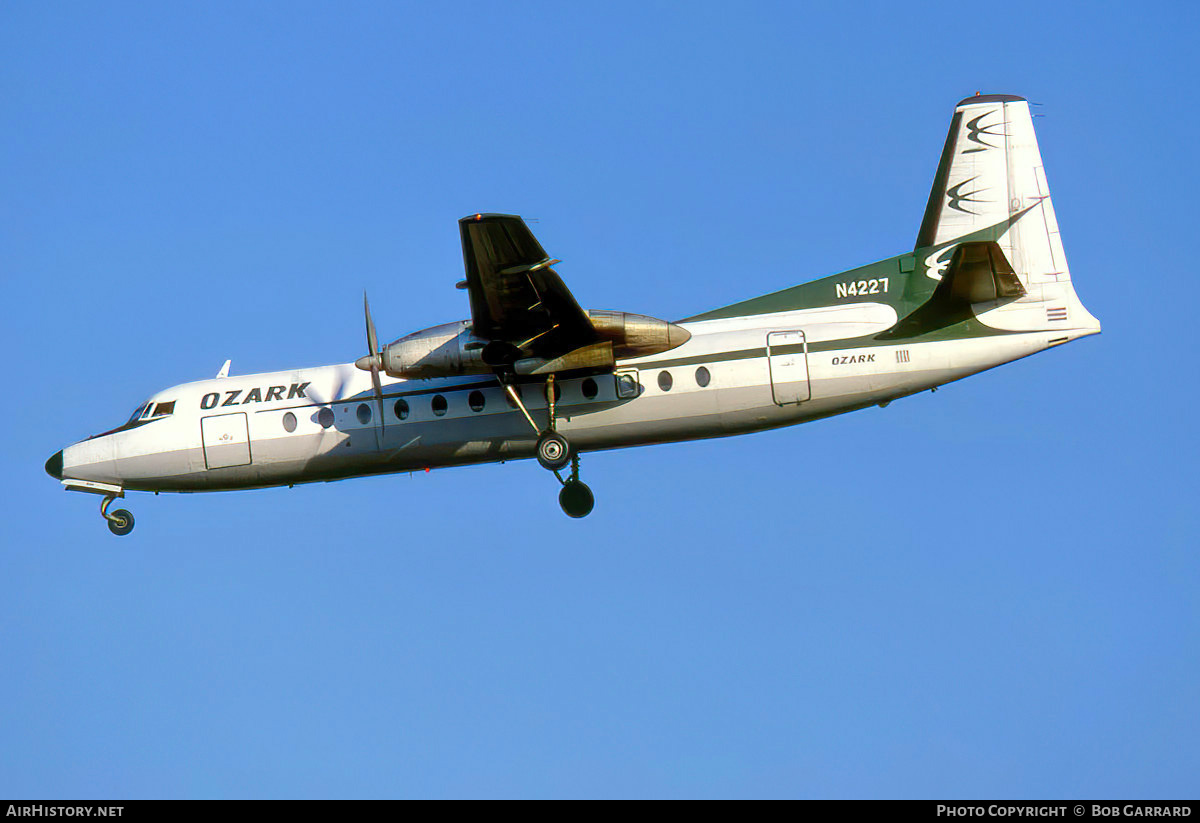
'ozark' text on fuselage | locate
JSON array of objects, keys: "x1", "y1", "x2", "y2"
[{"x1": 199, "y1": 382, "x2": 311, "y2": 409}]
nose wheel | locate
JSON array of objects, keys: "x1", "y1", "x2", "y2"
[{"x1": 101, "y1": 494, "x2": 135, "y2": 536}]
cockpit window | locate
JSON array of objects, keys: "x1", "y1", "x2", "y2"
[
  {"x1": 127, "y1": 400, "x2": 175, "y2": 423},
  {"x1": 92, "y1": 397, "x2": 174, "y2": 441}
]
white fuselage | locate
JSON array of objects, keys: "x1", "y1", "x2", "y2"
[{"x1": 54, "y1": 302, "x2": 1095, "y2": 494}]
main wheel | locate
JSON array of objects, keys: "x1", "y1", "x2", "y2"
[
  {"x1": 107, "y1": 508, "x2": 135, "y2": 536},
  {"x1": 536, "y1": 431, "x2": 571, "y2": 471},
  {"x1": 559, "y1": 480, "x2": 595, "y2": 518}
]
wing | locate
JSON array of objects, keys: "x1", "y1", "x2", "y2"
[{"x1": 458, "y1": 214, "x2": 598, "y2": 359}]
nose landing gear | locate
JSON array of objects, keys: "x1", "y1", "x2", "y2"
[{"x1": 101, "y1": 494, "x2": 135, "y2": 536}]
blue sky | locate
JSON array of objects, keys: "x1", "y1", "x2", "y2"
[{"x1": 3, "y1": 0, "x2": 1196, "y2": 799}]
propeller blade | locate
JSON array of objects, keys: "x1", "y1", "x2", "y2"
[
  {"x1": 364, "y1": 291, "x2": 379, "y2": 358},
  {"x1": 363, "y1": 291, "x2": 386, "y2": 436},
  {"x1": 370, "y1": 368, "x2": 385, "y2": 429},
  {"x1": 306, "y1": 365, "x2": 353, "y2": 407}
]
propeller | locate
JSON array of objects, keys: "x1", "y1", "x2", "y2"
[
  {"x1": 303, "y1": 364, "x2": 355, "y2": 427},
  {"x1": 311, "y1": 295, "x2": 389, "y2": 436},
  {"x1": 361, "y1": 292, "x2": 386, "y2": 435}
]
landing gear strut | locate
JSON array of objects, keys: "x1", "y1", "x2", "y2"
[
  {"x1": 101, "y1": 494, "x2": 135, "y2": 536},
  {"x1": 502, "y1": 372, "x2": 595, "y2": 518}
]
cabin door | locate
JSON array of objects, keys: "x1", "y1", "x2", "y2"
[
  {"x1": 201, "y1": 412, "x2": 252, "y2": 469},
  {"x1": 766, "y1": 330, "x2": 811, "y2": 405}
]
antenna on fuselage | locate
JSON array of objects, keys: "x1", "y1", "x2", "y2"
[{"x1": 216, "y1": 359, "x2": 231, "y2": 379}]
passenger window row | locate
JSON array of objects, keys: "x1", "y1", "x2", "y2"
[
  {"x1": 655, "y1": 367, "x2": 711, "y2": 392},
  {"x1": 285, "y1": 370, "x2": 712, "y2": 433}
]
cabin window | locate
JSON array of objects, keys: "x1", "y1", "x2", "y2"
[
  {"x1": 357, "y1": 403, "x2": 372, "y2": 424},
  {"x1": 658, "y1": 371, "x2": 673, "y2": 392},
  {"x1": 317, "y1": 407, "x2": 335, "y2": 429},
  {"x1": 432, "y1": 395, "x2": 447, "y2": 416},
  {"x1": 695, "y1": 366, "x2": 711, "y2": 388},
  {"x1": 468, "y1": 390, "x2": 485, "y2": 412},
  {"x1": 394, "y1": 398, "x2": 409, "y2": 420},
  {"x1": 282, "y1": 412, "x2": 297, "y2": 433},
  {"x1": 582, "y1": 377, "x2": 598, "y2": 399}
]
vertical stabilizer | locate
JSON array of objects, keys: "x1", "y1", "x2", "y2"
[{"x1": 916, "y1": 94, "x2": 1099, "y2": 336}]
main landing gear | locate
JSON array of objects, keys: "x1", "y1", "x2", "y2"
[
  {"x1": 101, "y1": 493, "x2": 135, "y2": 536},
  {"x1": 556, "y1": 454, "x2": 594, "y2": 519},
  {"x1": 503, "y1": 373, "x2": 595, "y2": 518},
  {"x1": 536, "y1": 431, "x2": 570, "y2": 471}
]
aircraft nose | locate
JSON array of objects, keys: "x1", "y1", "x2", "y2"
[{"x1": 45, "y1": 450, "x2": 63, "y2": 480}]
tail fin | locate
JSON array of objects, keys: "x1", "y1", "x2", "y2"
[{"x1": 916, "y1": 94, "x2": 1099, "y2": 336}]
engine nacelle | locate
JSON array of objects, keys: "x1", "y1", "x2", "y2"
[
  {"x1": 586, "y1": 310, "x2": 691, "y2": 359},
  {"x1": 380, "y1": 321, "x2": 491, "y2": 379},
  {"x1": 367, "y1": 312, "x2": 691, "y2": 379}
]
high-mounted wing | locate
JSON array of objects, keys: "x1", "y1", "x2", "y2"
[{"x1": 459, "y1": 214, "x2": 598, "y2": 360}]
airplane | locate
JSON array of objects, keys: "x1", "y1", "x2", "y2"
[{"x1": 45, "y1": 93, "x2": 1099, "y2": 534}]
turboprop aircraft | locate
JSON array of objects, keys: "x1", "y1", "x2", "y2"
[{"x1": 46, "y1": 93, "x2": 1099, "y2": 533}]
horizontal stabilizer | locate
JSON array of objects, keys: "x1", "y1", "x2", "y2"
[{"x1": 881, "y1": 241, "x2": 1024, "y2": 339}]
